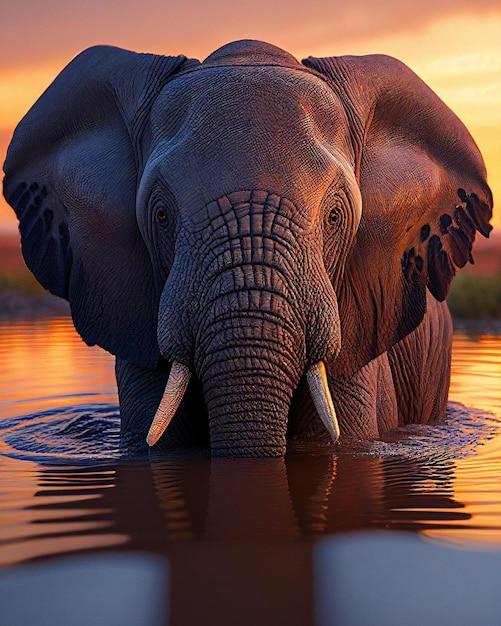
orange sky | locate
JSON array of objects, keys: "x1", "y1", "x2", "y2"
[{"x1": 0, "y1": 1, "x2": 500, "y2": 231}]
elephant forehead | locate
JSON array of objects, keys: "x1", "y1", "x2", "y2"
[
  {"x1": 202, "y1": 39, "x2": 301, "y2": 67},
  {"x1": 152, "y1": 65, "x2": 348, "y2": 145},
  {"x1": 147, "y1": 66, "x2": 353, "y2": 217}
]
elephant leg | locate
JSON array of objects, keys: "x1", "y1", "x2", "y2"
[
  {"x1": 332, "y1": 352, "x2": 398, "y2": 439},
  {"x1": 388, "y1": 292, "x2": 453, "y2": 425},
  {"x1": 115, "y1": 358, "x2": 208, "y2": 452},
  {"x1": 290, "y1": 352, "x2": 398, "y2": 442}
]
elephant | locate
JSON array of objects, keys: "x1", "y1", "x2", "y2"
[{"x1": 3, "y1": 39, "x2": 493, "y2": 457}]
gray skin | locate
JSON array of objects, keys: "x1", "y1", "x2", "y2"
[{"x1": 3, "y1": 40, "x2": 492, "y2": 456}]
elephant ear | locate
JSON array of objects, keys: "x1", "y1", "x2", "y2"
[
  {"x1": 303, "y1": 54, "x2": 493, "y2": 376},
  {"x1": 3, "y1": 46, "x2": 197, "y2": 368}
]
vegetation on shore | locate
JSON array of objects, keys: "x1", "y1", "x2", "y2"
[
  {"x1": 0, "y1": 269, "x2": 68, "y2": 318},
  {"x1": 1, "y1": 266, "x2": 500, "y2": 320},
  {"x1": 0, "y1": 269, "x2": 43, "y2": 296},
  {"x1": 448, "y1": 271, "x2": 501, "y2": 320}
]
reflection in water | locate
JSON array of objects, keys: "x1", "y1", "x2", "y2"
[
  {"x1": 0, "y1": 318, "x2": 500, "y2": 625},
  {"x1": 0, "y1": 318, "x2": 116, "y2": 420}
]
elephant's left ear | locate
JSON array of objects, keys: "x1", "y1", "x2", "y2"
[
  {"x1": 3, "y1": 46, "x2": 199, "y2": 368},
  {"x1": 303, "y1": 54, "x2": 493, "y2": 375}
]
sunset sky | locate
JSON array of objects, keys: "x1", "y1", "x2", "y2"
[{"x1": 1, "y1": 0, "x2": 499, "y2": 231}]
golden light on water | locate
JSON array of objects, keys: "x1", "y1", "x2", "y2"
[
  {"x1": 0, "y1": 317, "x2": 500, "y2": 561},
  {"x1": 449, "y1": 335, "x2": 501, "y2": 415},
  {"x1": 0, "y1": 319, "x2": 116, "y2": 418},
  {"x1": 0, "y1": 319, "x2": 125, "y2": 564},
  {"x1": 424, "y1": 333, "x2": 501, "y2": 545}
]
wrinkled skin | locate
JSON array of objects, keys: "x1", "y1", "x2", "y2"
[{"x1": 3, "y1": 40, "x2": 492, "y2": 456}]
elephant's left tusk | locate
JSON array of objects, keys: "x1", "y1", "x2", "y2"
[
  {"x1": 146, "y1": 362, "x2": 191, "y2": 446},
  {"x1": 306, "y1": 361, "x2": 340, "y2": 443}
]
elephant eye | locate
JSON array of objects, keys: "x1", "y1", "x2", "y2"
[
  {"x1": 155, "y1": 207, "x2": 167, "y2": 224},
  {"x1": 327, "y1": 207, "x2": 342, "y2": 229}
]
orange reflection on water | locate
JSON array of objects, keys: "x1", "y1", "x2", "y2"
[
  {"x1": 3, "y1": 319, "x2": 499, "y2": 412},
  {"x1": 449, "y1": 334, "x2": 501, "y2": 415},
  {"x1": 0, "y1": 317, "x2": 500, "y2": 568},
  {"x1": 0, "y1": 318, "x2": 116, "y2": 419},
  {"x1": 424, "y1": 331, "x2": 501, "y2": 545}
]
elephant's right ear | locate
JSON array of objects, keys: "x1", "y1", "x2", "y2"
[{"x1": 3, "y1": 46, "x2": 198, "y2": 368}]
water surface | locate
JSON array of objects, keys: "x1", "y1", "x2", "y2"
[{"x1": 0, "y1": 317, "x2": 500, "y2": 624}]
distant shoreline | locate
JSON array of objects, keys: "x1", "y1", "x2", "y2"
[
  {"x1": 1, "y1": 231, "x2": 500, "y2": 321},
  {"x1": 1, "y1": 291, "x2": 500, "y2": 336},
  {"x1": 0, "y1": 289, "x2": 69, "y2": 320}
]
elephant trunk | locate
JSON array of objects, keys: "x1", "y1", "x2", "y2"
[
  {"x1": 195, "y1": 299, "x2": 305, "y2": 456},
  {"x1": 147, "y1": 354, "x2": 340, "y2": 455},
  {"x1": 155, "y1": 191, "x2": 341, "y2": 455}
]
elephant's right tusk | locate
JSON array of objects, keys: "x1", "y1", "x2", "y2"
[
  {"x1": 306, "y1": 361, "x2": 340, "y2": 443},
  {"x1": 146, "y1": 362, "x2": 191, "y2": 446}
]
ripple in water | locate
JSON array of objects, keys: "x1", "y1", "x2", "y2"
[
  {"x1": 0, "y1": 400, "x2": 497, "y2": 466},
  {"x1": 360, "y1": 403, "x2": 500, "y2": 461},
  {"x1": 0, "y1": 403, "x2": 120, "y2": 463},
  {"x1": 0, "y1": 316, "x2": 500, "y2": 570}
]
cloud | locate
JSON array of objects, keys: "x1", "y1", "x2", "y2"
[{"x1": 1, "y1": 0, "x2": 499, "y2": 69}]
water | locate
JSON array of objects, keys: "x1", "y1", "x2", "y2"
[{"x1": 0, "y1": 317, "x2": 500, "y2": 624}]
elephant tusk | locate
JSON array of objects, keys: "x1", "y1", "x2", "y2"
[
  {"x1": 146, "y1": 362, "x2": 191, "y2": 446},
  {"x1": 306, "y1": 361, "x2": 340, "y2": 443}
]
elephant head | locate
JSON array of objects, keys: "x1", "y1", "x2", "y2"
[{"x1": 3, "y1": 40, "x2": 492, "y2": 456}]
